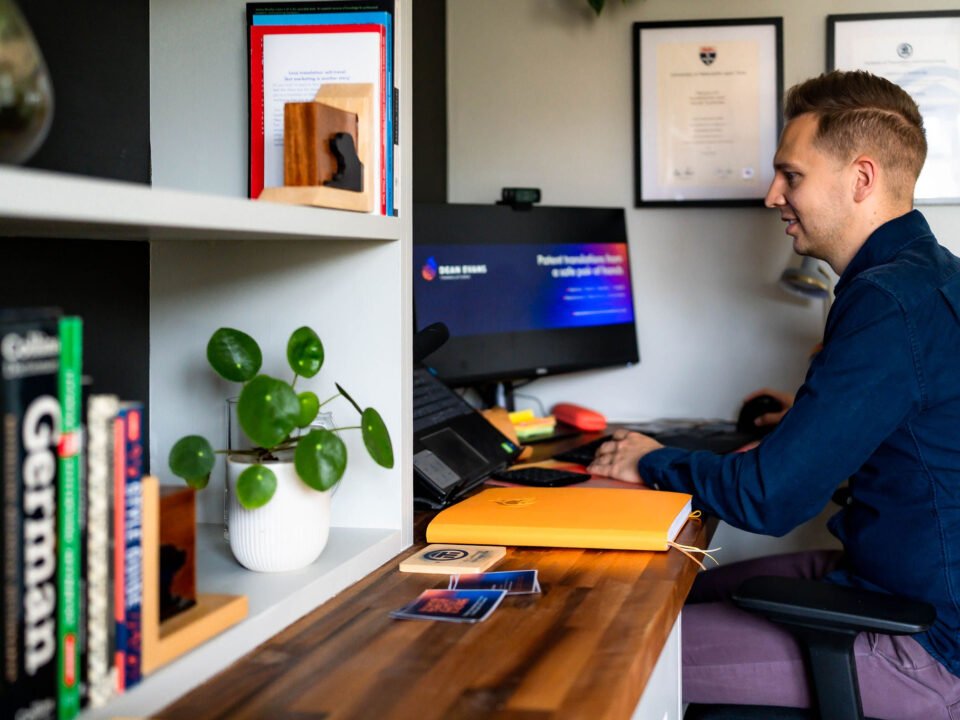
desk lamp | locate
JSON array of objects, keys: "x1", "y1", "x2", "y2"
[
  {"x1": 779, "y1": 256, "x2": 830, "y2": 299},
  {"x1": 780, "y1": 256, "x2": 832, "y2": 326}
]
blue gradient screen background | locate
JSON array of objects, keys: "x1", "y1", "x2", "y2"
[{"x1": 414, "y1": 243, "x2": 635, "y2": 338}]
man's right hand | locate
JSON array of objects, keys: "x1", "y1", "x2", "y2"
[{"x1": 743, "y1": 387, "x2": 794, "y2": 427}]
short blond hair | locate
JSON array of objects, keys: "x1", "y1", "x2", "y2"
[{"x1": 784, "y1": 70, "x2": 926, "y2": 202}]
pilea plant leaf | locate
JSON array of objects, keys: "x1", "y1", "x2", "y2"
[
  {"x1": 287, "y1": 326, "x2": 324, "y2": 379},
  {"x1": 295, "y1": 390, "x2": 320, "y2": 428},
  {"x1": 361, "y1": 407, "x2": 394, "y2": 469},
  {"x1": 294, "y1": 428, "x2": 347, "y2": 491},
  {"x1": 236, "y1": 464, "x2": 277, "y2": 509},
  {"x1": 206, "y1": 327, "x2": 262, "y2": 382},
  {"x1": 168, "y1": 435, "x2": 215, "y2": 489},
  {"x1": 238, "y1": 374, "x2": 300, "y2": 448}
]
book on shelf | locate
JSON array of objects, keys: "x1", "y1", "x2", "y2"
[
  {"x1": 111, "y1": 406, "x2": 125, "y2": 692},
  {"x1": 84, "y1": 393, "x2": 119, "y2": 708},
  {"x1": 426, "y1": 486, "x2": 694, "y2": 552},
  {"x1": 56, "y1": 317, "x2": 83, "y2": 719},
  {"x1": 249, "y1": 0, "x2": 396, "y2": 215},
  {"x1": 1, "y1": 308, "x2": 62, "y2": 720},
  {"x1": 248, "y1": 1, "x2": 396, "y2": 215},
  {"x1": 118, "y1": 403, "x2": 144, "y2": 690}
]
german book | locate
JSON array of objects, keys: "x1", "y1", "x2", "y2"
[
  {"x1": 1, "y1": 308, "x2": 61, "y2": 720},
  {"x1": 119, "y1": 403, "x2": 144, "y2": 689},
  {"x1": 84, "y1": 394, "x2": 118, "y2": 707},
  {"x1": 56, "y1": 317, "x2": 82, "y2": 719}
]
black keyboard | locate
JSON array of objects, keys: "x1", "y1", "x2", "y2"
[
  {"x1": 491, "y1": 466, "x2": 591, "y2": 487},
  {"x1": 552, "y1": 424, "x2": 757, "y2": 465},
  {"x1": 552, "y1": 436, "x2": 610, "y2": 466}
]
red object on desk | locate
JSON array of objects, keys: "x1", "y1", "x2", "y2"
[{"x1": 552, "y1": 403, "x2": 607, "y2": 432}]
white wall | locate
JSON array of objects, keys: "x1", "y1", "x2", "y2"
[{"x1": 446, "y1": 0, "x2": 960, "y2": 560}]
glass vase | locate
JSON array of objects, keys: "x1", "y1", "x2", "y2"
[{"x1": 0, "y1": 0, "x2": 53, "y2": 164}]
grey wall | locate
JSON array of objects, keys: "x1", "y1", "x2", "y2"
[{"x1": 446, "y1": 0, "x2": 960, "y2": 560}]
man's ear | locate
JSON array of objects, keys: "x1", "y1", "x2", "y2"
[{"x1": 851, "y1": 155, "x2": 878, "y2": 203}]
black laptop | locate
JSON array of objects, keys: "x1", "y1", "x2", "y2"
[{"x1": 412, "y1": 367, "x2": 520, "y2": 507}]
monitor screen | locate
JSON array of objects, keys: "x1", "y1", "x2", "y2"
[{"x1": 413, "y1": 203, "x2": 640, "y2": 386}]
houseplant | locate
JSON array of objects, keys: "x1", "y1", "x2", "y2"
[{"x1": 168, "y1": 326, "x2": 393, "y2": 571}]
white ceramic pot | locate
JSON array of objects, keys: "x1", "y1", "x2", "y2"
[{"x1": 226, "y1": 455, "x2": 331, "y2": 572}]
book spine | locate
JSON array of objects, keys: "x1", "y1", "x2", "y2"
[
  {"x1": 111, "y1": 414, "x2": 126, "y2": 693},
  {"x1": 392, "y1": 0, "x2": 400, "y2": 217},
  {"x1": 120, "y1": 404, "x2": 144, "y2": 688},
  {"x1": 56, "y1": 317, "x2": 82, "y2": 720},
  {"x1": 84, "y1": 394, "x2": 118, "y2": 707},
  {"x1": 1, "y1": 313, "x2": 61, "y2": 720},
  {"x1": 379, "y1": 22, "x2": 387, "y2": 216}
]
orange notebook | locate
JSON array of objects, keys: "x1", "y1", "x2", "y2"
[{"x1": 426, "y1": 486, "x2": 693, "y2": 551}]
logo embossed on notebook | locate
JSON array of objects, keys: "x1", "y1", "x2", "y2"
[{"x1": 495, "y1": 497, "x2": 535, "y2": 507}]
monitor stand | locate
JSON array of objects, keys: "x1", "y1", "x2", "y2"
[{"x1": 474, "y1": 380, "x2": 521, "y2": 412}]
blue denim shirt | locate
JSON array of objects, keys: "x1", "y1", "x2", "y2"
[{"x1": 640, "y1": 210, "x2": 960, "y2": 675}]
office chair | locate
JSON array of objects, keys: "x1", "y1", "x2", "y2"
[{"x1": 684, "y1": 576, "x2": 936, "y2": 720}]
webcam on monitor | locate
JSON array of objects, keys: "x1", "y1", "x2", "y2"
[{"x1": 498, "y1": 187, "x2": 541, "y2": 210}]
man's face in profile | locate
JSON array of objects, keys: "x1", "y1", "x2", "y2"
[{"x1": 765, "y1": 113, "x2": 853, "y2": 267}]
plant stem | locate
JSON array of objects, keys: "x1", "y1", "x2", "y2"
[
  {"x1": 318, "y1": 392, "x2": 340, "y2": 408},
  {"x1": 336, "y1": 382, "x2": 363, "y2": 414}
]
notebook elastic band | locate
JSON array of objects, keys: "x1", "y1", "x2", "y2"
[{"x1": 667, "y1": 541, "x2": 721, "y2": 570}]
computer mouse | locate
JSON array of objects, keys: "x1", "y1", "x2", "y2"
[{"x1": 736, "y1": 394, "x2": 785, "y2": 436}]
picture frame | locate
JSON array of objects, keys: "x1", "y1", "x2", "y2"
[
  {"x1": 828, "y1": 11, "x2": 960, "y2": 205},
  {"x1": 633, "y1": 18, "x2": 783, "y2": 208}
]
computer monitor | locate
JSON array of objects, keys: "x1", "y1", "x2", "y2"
[{"x1": 413, "y1": 203, "x2": 640, "y2": 397}]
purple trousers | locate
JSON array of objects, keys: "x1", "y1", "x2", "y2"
[{"x1": 682, "y1": 551, "x2": 960, "y2": 719}]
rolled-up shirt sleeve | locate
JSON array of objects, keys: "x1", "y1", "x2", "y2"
[{"x1": 638, "y1": 280, "x2": 921, "y2": 536}]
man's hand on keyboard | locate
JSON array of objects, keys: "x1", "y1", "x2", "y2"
[{"x1": 587, "y1": 429, "x2": 663, "y2": 484}]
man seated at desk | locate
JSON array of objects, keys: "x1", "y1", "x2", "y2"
[{"x1": 589, "y1": 70, "x2": 960, "y2": 718}]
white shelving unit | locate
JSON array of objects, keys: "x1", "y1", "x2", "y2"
[{"x1": 0, "y1": 1, "x2": 412, "y2": 717}]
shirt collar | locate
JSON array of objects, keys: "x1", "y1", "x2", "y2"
[{"x1": 834, "y1": 210, "x2": 933, "y2": 296}]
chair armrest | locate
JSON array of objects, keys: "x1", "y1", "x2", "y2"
[{"x1": 732, "y1": 576, "x2": 936, "y2": 636}]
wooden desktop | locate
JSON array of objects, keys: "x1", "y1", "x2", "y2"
[{"x1": 156, "y1": 430, "x2": 711, "y2": 720}]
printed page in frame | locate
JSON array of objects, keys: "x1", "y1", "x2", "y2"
[
  {"x1": 637, "y1": 21, "x2": 780, "y2": 205},
  {"x1": 832, "y1": 15, "x2": 960, "y2": 203},
  {"x1": 656, "y1": 39, "x2": 761, "y2": 193}
]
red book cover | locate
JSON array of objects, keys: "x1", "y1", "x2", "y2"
[{"x1": 248, "y1": 23, "x2": 385, "y2": 212}]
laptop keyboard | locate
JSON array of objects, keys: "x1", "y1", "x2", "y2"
[
  {"x1": 491, "y1": 466, "x2": 590, "y2": 487},
  {"x1": 413, "y1": 369, "x2": 469, "y2": 432}
]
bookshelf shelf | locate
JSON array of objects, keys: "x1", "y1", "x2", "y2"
[
  {"x1": 0, "y1": 0, "x2": 412, "y2": 717},
  {"x1": 83, "y1": 524, "x2": 403, "y2": 720},
  {"x1": 0, "y1": 166, "x2": 399, "y2": 243}
]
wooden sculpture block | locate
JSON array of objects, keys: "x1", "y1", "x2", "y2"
[
  {"x1": 283, "y1": 102, "x2": 359, "y2": 187},
  {"x1": 142, "y1": 477, "x2": 247, "y2": 676},
  {"x1": 159, "y1": 485, "x2": 197, "y2": 622},
  {"x1": 259, "y1": 82, "x2": 374, "y2": 212}
]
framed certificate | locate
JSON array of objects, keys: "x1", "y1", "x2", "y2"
[
  {"x1": 633, "y1": 18, "x2": 783, "y2": 207},
  {"x1": 828, "y1": 11, "x2": 960, "y2": 204}
]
